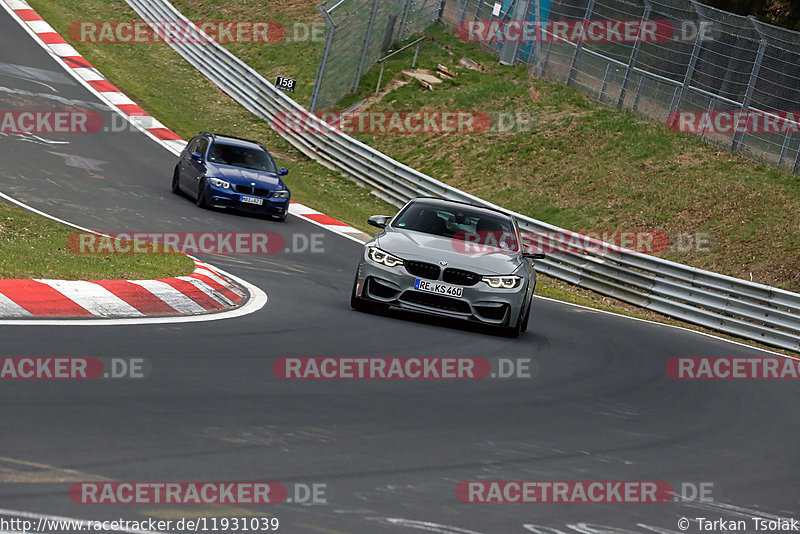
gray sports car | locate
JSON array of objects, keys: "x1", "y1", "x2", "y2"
[{"x1": 350, "y1": 197, "x2": 545, "y2": 337}]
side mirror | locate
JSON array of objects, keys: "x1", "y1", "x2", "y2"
[
  {"x1": 367, "y1": 215, "x2": 391, "y2": 229},
  {"x1": 279, "y1": 168, "x2": 289, "y2": 176},
  {"x1": 191, "y1": 152, "x2": 203, "y2": 162}
]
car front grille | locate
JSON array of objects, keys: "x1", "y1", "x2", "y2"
[
  {"x1": 400, "y1": 291, "x2": 471, "y2": 314},
  {"x1": 442, "y1": 268, "x2": 480, "y2": 286},
  {"x1": 234, "y1": 185, "x2": 272, "y2": 197},
  {"x1": 404, "y1": 260, "x2": 440, "y2": 280}
]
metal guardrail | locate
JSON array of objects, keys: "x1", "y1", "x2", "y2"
[{"x1": 126, "y1": 0, "x2": 800, "y2": 352}]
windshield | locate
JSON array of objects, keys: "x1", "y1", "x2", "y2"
[
  {"x1": 391, "y1": 202, "x2": 519, "y2": 251},
  {"x1": 207, "y1": 142, "x2": 277, "y2": 173}
]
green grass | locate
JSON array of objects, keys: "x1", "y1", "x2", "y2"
[{"x1": 0, "y1": 201, "x2": 193, "y2": 279}]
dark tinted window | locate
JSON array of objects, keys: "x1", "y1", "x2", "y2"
[
  {"x1": 196, "y1": 138, "x2": 209, "y2": 158},
  {"x1": 208, "y1": 143, "x2": 277, "y2": 173},
  {"x1": 391, "y1": 202, "x2": 518, "y2": 250}
]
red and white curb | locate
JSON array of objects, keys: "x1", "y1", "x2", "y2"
[
  {"x1": 3, "y1": 0, "x2": 372, "y2": 243},
  {"x1": 0, "y1": 259, "x2": 246, "y2": 318}
]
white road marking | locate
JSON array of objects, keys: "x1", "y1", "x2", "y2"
[
  {"x1": 35, "y1": 280, "x2": 143, "y2": 317},
  {"x1": 0, "y1": 293, "x2": 31, "y2": 317}
]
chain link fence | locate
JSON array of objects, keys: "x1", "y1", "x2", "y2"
[
  {"x1": 441, "y1": 0, "x2": 800, "y2": 174},
  {"x1": 311, "y1": 0, "x2": 445, "y2": 111}
]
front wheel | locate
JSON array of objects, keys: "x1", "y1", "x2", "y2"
[
  {"x1": 501, "y1": 305, "x2": 525, "y2": 338},
  {"x1": 350, "y1": 273, "x2": 382, "y2": 313},
  {"x1": 520, "y1": 298, "x2": 531, "y2": 333},
  {"x1": 171, "y1": 166, "x2": 181, "y2": 195},
  {"x1": 196, "y1": 179, "x2": 208, "y2": 209}
]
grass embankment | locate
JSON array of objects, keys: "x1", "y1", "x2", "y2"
[
  {"x1": 0, "y1": 202, "x2": 192, "y2": 279},
  {"x1": 23, "y1": 0, "x2": 800, "y2": 352}
]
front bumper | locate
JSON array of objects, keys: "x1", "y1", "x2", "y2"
[
  {"x1": 206, "y1": 184, "x2": 289, "y2": 217},
  {"x1": 354, "y1": 255, "x2": 530, "y2": 326}
]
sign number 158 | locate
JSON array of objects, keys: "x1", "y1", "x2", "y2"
[{"x1": 275, "y1": 76, "x2": 296, "y2": 92}]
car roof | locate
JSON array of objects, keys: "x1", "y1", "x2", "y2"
[
  {"x1": 407, "y1": 197, "x2": 513, "y2": 220},
  {"x1": 202, "y1": 132, "x2": 264, "y2": 150}
]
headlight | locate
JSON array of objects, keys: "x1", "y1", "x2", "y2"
[
  {"x1": 272, "y1": 190, "x2": 290, "y2": 198},
  {"x1": 367, "y1": 247, "x2": 404, "y2": 268},
  {"x1": 481, "y1": 275, "x2": 521, "y2": 289},
  {"x1": 208, "y1": 177, "x2": 230, "y2": 189}
]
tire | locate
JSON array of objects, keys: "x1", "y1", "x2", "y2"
[
  {"x1": 350, "y1": 273, "x2": 380, "y2": 312},
  {"x1": 501, "y1": 305, "x2": 524, "y2": 338},
  {"x1": 196, "y1": 179, "x2": 208, "y2": 208},
  {"x1": 171, "y1": 166, "x2": 181, "y2": 195}
]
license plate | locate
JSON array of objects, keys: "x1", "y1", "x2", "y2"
[
  {"x1": 414, "y1": 279, "x2": 463, "y2": 298},
  {"x1": 240, "y1": 196, "x2": 263, "y2": 206}
]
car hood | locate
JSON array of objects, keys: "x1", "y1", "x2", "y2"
[
  {"x1": 375, "y1": 228, "x2": 521, "y2": 276},
  {"x1": 207, "y1": 164, "x2": 284, "y2": 188}
]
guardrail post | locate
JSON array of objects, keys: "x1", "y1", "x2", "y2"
[
  {"x1": 667, "y1": 1, "x2": 706, "y2": 129},
  {"x1": 567, "y1": 0, "x2": 595, "y2": 87},
  {"x1": 353, "y1": 0, "x2": 381, "y2": 92},
  {"x1": 311, "y1": 5, "x2": 336, "y2": 112},
  {"x1": 732, "y1": 17, "x2": 767, "y2": 152},
  {"x1": 618, "y1": 0, "x2": 651, "y2": 108}
]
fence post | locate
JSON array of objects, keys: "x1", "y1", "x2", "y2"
[
  {"x1": 732, "y1": 17, "x2": 767, "y2": 152},
  {"x1": 667, "y1": 3, "x2": 706, "y2": 129},
  {"x1": 567, "y1": 0, "x2": 596, "y2": 87},
  {"x1": 311, "y1": 6, "x2": 336, "y2": 112},
  {"x1": 353, "y1": 0, "x2": 381, "y2": 92},
  {"x1": 618, "y1": 0, "x2": 651, "y2": 108},
  {"x1": 632, "y1": 75, "x2": 645, "y2": 111},
  {"x1": 500, "y1": 0, "x2": 531, "y2": 65},
  {"x1": 779, "y1": 132, "x2": 792, "y2": 167},
  {"x1": 436, "y1": 0, "x2": 446, "y2": 22},
  {"x1": 399, "y1": 0, "x2": 414, "y2": 40},
  {"x1": 532, "y1": 0, "x2": 542, "y2": 75},
  {"x1": 794, "y1": 142, "x2": 800, "y2": 175},
  {"x1": 599, "y1": 64, "x2": 612, "y2": 101}
]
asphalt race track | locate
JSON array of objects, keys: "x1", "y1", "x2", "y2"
[{"x1": 1, "y1": 7, "x2": 798, "y2": 534}]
